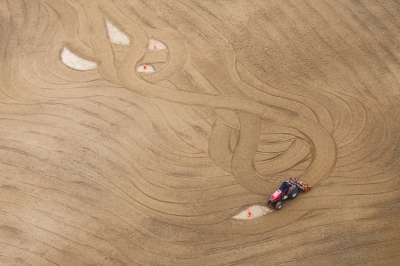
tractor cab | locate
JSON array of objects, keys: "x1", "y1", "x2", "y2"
[{"x1": 279, "y1": 181, "x2": 292, "y2": 195}]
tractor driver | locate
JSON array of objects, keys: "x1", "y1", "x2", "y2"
[{"x1": 280, "y1": 181, "x2": 291, "y2": 196}]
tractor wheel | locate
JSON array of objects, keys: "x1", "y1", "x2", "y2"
[
  {"x1": 289, "y1": 187, "x2": 299, "y2": 199},
  {"x1": 275, "y1": 202, "x2": 283, "y2": 210}
]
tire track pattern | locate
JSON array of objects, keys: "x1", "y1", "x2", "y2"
[{"x1": 0, "y1": 0, "x2": 399, "y2": 265}]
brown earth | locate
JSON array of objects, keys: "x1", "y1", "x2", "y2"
[{"x1": 1, "y1": 0, "x2": 400, "y2": 265}]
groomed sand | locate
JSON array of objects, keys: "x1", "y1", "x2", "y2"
[{"x1": 0, "y1": 0, "x2": 399, "y2": 265}]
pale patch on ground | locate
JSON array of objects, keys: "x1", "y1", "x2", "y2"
[
  {"x1": 137, "y1": 64, "x2": 155, "y2": 73},
  {"x1": 61, "y1": 47, "x2": 97, "y2": 71},
  {"x1": 232, "y1": 205, "x2": 273, "y2": 220},
  {"x1": 148, "y1": 39, "x2": 167, "y2": 51},
  {"x1": 106, "y1": 20, "x2": 130, "y2": 45}
]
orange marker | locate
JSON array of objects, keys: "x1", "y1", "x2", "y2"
[
  {"x1": 247, "y1": 209, "x2": 252, "y2": 217},
  {"x1": 143, "y1": 65, "x2": 147, "y2": 70}
]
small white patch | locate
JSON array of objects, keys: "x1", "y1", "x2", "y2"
[
  {"x1": 232, "y1": 205, "x2": 273, "y2": 220},
  {"x1": 61, "y1": 47, "x2": 97, "y2": 71},
  {"x1": 106, "y1": 20, "x2": 130, "y2": 45},
  {"x1": 137, "y1": 64, "x2": 155, "y2": 73},
  {"x1": 148, "y1": 39, "x2": 167, "y2": 51}
]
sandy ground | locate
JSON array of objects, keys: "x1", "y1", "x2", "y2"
[{"x1": 1, "y1": 0, "x2": 400, "y2": 265}]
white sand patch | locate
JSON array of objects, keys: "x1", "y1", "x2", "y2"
[
  {"x1": 137, "y1": 64, "x2": 155, "y2": 73},
  {"x1": 106, "y1": 20, "x2": 130, "y2": 45},
  {"x1": 148, "y1": 39, "x2": 167, "y2": 51},
  {"x1": 232, "y1": 205, "x2": 273, "y2": 220},
  {"x1": 61, "y1": 47, "x2": 97, "y2": 71}
]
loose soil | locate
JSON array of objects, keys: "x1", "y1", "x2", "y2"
[{"x1": 0, "y1": 0, "x2": 399, "y2": 265}]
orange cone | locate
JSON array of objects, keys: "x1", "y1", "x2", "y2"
[
  {"x1": 143, "y1": 65, "x2": 147, "y2": 70},
  {"x1": 153, "y1": 44, "x2": 157, "y2": 50},
  {"x1": 247, "y1": 209, "x2": 252, "y2": 217}
]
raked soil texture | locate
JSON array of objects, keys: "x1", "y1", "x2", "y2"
[{"x1": 0, "y1": 1, "x2": 399, "y2": 265}]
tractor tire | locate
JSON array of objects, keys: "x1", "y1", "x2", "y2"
[
  {"x1": 289, "y1": 187, "x2": 299, "y2": 199},
  {"x1": 275, "y1": 202, "x2": 283, "y2": 210}
]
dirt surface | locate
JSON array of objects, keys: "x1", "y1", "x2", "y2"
[{"x1": 1, "y1": 0, "x2": 400, "y2": 265}]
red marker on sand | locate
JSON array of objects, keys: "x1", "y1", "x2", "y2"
[{"x1": 247, "y1": 209, "x2": 252, "y2": 217}]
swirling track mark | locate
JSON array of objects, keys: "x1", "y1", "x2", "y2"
[
  {"x1": 14, "y1": 0, "x2": 338, "y2": 195},
  {"x1": 81, "y1": 2, "x2": 121, "y2": 85},
  {"x1": 255, "y1": 139, "x2": 310, "y2": 176},
  {"x1": 113, "y1": 11, "x2": 337, "y2": 188},
  {"x1": 140, "y1": 51, "x2": 168, "y2": 64},
  {"x1": 231, "y1": 113, "x2": 271, "y2": 194},
  {"x1": 209, "y1": 121, "x2": 234, "y2": 172},
  {"x1": 335, "y1": 100, "x2": 395, "y2": 172}
]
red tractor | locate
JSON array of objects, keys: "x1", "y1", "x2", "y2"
[{"x1": 268, "y1": 178, "x2": 310, "y2": 210}]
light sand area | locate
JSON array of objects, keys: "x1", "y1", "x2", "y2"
[
  {"x1": 0, "y1": 0, "x2": 399, "y2": 265},
  {"x1": 61, "y1": 47, "x2": 98, "y2": 71},
  {"x1": 233, "y1": 205, "x2": 273, "y2": 220}
]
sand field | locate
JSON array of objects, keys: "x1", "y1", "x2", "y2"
[{"x1": 0, "y1": 0, "x2": 399, "y2": 265}]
